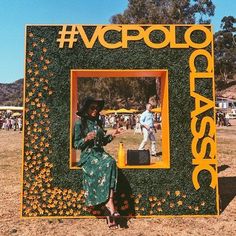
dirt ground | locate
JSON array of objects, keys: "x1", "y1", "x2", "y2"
[{"x1": 0, "y1": 121, "x2": 236, "y2": 236}]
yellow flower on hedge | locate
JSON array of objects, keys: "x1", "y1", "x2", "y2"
[
  {"x1": 28, "y1": 92, "x2": 33, "y2": 97},
  {"x1": 48, "y1": 90, "x2": 53, "y2": 95},
  {"x1": 47, "y1": 189, "x2": 51, "y2": 193},
  {"x1": 177, "y1": 200, "x2": 183, "y2": 206},
  {"x1": 135, "y1": 207, "x2": 139, "y2": 211},
  {"x1": 38, "y1": 92, "x2": 42, "y2": 97},
  {"x1": 188, "y1": 205, "x2": 192, "y2": 209},
  {"x1": 134, "y1": 199, "x2": 139, "y2": 204},
  {"x1": 157, "y1": 207, "x2": 162, "y2": 212},
  {"x1": 27, "y1": 69, "x2": 32, "y2": 74},
  {"x1": 151, "y1": 203, "x2": 156, "y2": 208},
  {"x1": 25, "y1": 208, "x2": 31, "y2": 214},
  {"x1": 148, "y1": 196, "x2": 153, "y2": 202},
  {"x1": 40, "y1": 38, "x2": 45, "y2": 43},
  {"x1": 149, "y1": 210, "x2": 153, "y2": 214},
  {"x1": 153, "y1": 196, "x2": 157, "y2": 201},
  {"x1": 201, "y1": 201, "x2": 205, "y2": 206},
  {"x1": 34, "y1": 70, "x2": 39, "y2": 76},
  {"x1": 53, "y1": 209, "x2": 57, "y2": 214},
  {"x1": 29, "y1": 51, "x2": 34, "y2": 56},
  {"x1": 59, "y1": 210, "x2": 63, "y2": 215},
  {"x1": 43, "y1": 47, "x2": 47, "y2": 52},
  {"x1": 34, "y1": 64, "x2": 38, "y2": 68},
  {"x1": 194, "y1": 206, "x2": 199, "y2": 211},
  {"x1": 175, "y1": 191, "x2": 181, "y2": 196},
  {"x1": 182, "y1": 194, "x2": 187, "y2": 198},
  {"x1": 30, "y1": 115, "x2": 35, "y2": 120}
]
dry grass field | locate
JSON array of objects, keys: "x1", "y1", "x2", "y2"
[{"x1": 0, "y1": 122, "x2": 235, "y2": 236}]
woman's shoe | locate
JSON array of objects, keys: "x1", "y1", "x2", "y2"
[
  {"x1": 106, "y1": 216, "x2": 118, "y2": 229},
  {"x1": 105, "y1": 205, "x2": 120, "y2": 218}
]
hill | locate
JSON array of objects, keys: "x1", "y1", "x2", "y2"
[
  {"x1": 0, "y1": 79, "x2": 23, "y2": 106},
  {"x1": 0, "y1": 77, "x2": 235, "y2": 107}
]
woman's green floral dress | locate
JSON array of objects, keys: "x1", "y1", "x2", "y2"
[{"x1": 73, "y1": 117, "x2": 118, "y2": 206}]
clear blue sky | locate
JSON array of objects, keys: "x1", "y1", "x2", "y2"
[{"x1": 0, "y1": 0, "x2": 235, "y2": 84}]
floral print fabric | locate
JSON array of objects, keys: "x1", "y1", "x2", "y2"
[{"x1": 73, "y1": 118, "x2": 118, "y2": 206}]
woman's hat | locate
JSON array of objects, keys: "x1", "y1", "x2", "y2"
[{"x1": 76, "y1": 96, "x2": 105, "y2": 116}]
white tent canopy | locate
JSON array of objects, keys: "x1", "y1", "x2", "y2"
[{"x1": 0, "y1": 106, "x2": 23, "y2": 111}]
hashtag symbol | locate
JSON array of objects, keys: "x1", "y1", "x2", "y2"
[{"x1": 57, "y1": 25, "x2": 79, "y2": 48}]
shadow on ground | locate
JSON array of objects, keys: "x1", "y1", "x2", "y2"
[{"x1": 219, "y1": 176, "x2": 236, "y2": 213}]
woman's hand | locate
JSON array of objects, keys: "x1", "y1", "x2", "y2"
[{"x1": 84, "y1": 131, "x2": 96, "y2": 142}]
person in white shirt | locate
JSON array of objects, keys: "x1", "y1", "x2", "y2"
[{"x1": 138, "y1": 103, "x2": 157, "y2": 156}]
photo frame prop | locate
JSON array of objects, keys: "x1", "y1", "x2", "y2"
[{"x1": 21, "y1": 24, "x2": 219, "y2": 218}]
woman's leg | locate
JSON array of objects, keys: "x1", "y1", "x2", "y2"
[{"x1": 105, "y1": 189, "x2": 115, "y2": 213}]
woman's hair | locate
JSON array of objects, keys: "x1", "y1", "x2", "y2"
[{"x1": 80, "y1": 115, "x2": 104, "y2": 137}]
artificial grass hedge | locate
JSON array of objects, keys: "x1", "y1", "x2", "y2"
[{"x1": 22, "y1": 25, "x2": 217, "y2": 217}]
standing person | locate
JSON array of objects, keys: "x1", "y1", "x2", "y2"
[
  {"x1": 138, "y1": 103, "x2": 158, "y2": 156},
  {"x1": 73, "y1": 96, "x2": 123, "y2": 229},
  {"x1": 18, "y1": 117, "x2": 22, "y2": 131},
  {"x1": 11, "y1": 117, "x2": 16, "y2": 131}
]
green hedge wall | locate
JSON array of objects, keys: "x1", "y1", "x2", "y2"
[{"x1": 22, "y1": 25, "x2": 218, "y2": 217}]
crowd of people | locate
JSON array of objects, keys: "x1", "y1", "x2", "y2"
[
  {"x1": 0, "y1": 111, "x2": 23, "y2": 131},
  {"x1": 99, "y1": 112, "x2": 161, "y2": 133}
]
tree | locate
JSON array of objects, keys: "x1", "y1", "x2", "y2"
[
  {"x1": 110, "y1": 0, "x2": 215, "y2": 24},
  {"x1": 214, "y1": 16, "x2": 236, "y2": 88}
]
